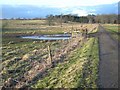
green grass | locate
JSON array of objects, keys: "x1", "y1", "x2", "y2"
[
  {"x1": 103, "y1": 24, "x2": 120, "y2": 41},
  {"x1": 2, "y1": 19, "x2": 99, "y2": 88},
  {"x1": 104, "y1": 25, "x2": 118, "y2": 33},
  {"x1": 32, "y1": 38, "x2": 99, "y2": 88},
  {"x1": 2, "y1": 33, "x2": 65, "y2": 82}
]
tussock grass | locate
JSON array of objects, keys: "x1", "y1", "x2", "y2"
[
  {"x1": 32, "y1": 38, "x2": 99, "y2": 88},
  {"x1": 2, "y1": 19, "x2": 99, "y2": 88}
]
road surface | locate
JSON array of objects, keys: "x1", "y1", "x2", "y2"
[{"x1": 98, "y1": 25, "x2": 118, "y2": 88}]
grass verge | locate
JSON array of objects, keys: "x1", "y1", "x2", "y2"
[{"x1": 32, "y1": 37, "x2": 99, "y2": 88}]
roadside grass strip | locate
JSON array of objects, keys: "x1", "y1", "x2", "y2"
[{"x1": 32, "y1": 37, "x2": 99, "y2": 88}]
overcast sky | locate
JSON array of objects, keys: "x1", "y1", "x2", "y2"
[
  {"x1": 1, "y1": 0, "x2": 119, "y2": 18},
  {"x1": 0, "y1": 0, "x2": 119, "y2": 8}
]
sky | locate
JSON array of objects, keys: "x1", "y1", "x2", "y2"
[
  {"x1": 1, "y1": 0, "x2": 119, "y2": 18},
  {"x1": 0, "y1": 0, "x2": 119, "y2": 8}
]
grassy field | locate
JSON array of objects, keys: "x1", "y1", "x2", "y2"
[
  {"x1": 32, "y1": 37, "x2": 99, "y2": 88},
  {"x1": 1, "y1": 20, "x2": 99, "y2": 88},
  {"x1": 103, "y1": 24, "x2": 120, "y2": 41}
]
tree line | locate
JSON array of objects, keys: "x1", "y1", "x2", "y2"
[
  {"x1": 3, "y1": 14, "x2": 119, "y2": 24},
  {"x1": 46, "y1": 14, "x2": 119, "y2": 26}
]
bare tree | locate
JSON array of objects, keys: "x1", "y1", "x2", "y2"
[
  {"x1": 46, "y1": 14, "x2": 54, "y2": 26},
  {"x1": 60, "y1": 14, "x2": 63, "y2": 27}
]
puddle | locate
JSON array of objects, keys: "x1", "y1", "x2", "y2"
[{"x1": 21, "y1": 34, "x2": 72, "y2": 40}]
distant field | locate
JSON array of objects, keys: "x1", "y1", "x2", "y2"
[
  {"x1": 2, "y1": 20, "x2": 99, "y2": 88},
  {"x1": 103, "y1": 24, "x2": 120, "y2": 41}
]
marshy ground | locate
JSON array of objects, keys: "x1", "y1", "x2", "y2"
[{"x1": 1, "y1": 20, "x2": 119, "y2": 88}]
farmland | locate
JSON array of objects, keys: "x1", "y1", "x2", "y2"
[
  {"x1": 1, "y1": 19, "x2": 118, "y2": 88},
  {"x1": 103, "y1": 24, "x2": 120, "y2": 41},
  {"x1": 1, "y1": 0, "x2": 119, "y2": 88}
]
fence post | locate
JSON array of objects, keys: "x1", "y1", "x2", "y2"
[{"x1": 48, "y1": 45, "x2": 52, "y2": 65}]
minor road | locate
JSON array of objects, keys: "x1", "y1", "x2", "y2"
[{"x1": 98, "y1": 25, "x2": 118, "y2": 88}]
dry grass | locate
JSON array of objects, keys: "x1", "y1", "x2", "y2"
[{"x1": 2, "y1": 19, "x2": 99, "y2": 88}]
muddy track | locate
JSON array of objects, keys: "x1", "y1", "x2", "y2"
[{"x1": 98, "y1": 25, "x2": 118, "y2": 88}]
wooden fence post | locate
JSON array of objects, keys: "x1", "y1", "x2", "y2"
[{"x1": 48, "y1": 45, "x2": 52, "y2": 65}]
